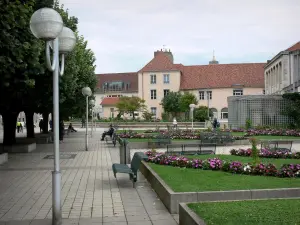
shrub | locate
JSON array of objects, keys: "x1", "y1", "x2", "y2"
[
  {"x1": 245, "y1": 119, "x2": 252, "y2": 130},
  {"x1": 249, "y1": 138, "x2": 260, "y2": 165}
]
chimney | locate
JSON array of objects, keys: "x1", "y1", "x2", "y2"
[{"x1": 154, "y1": 49, "x2": 174, "y2": 63}]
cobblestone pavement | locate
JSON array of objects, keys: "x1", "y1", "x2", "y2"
[{"x1": 0, "y1": 131, "x2": 178, "y2": 225}]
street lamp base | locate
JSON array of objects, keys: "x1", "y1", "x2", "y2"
[{"x1": 52, "y1": 171, "x2": 62, "y2": 225}]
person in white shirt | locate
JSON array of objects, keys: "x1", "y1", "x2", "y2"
[{"x1": 173, "y1": 118, "x2": 178, "y2": 130}]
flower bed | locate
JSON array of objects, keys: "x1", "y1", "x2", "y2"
[
  {"x1": 117, "y1": 130, "x2": 247, "y2": 140},
  {"x1": 245, "y1": 129, "x2": 300, "y2": 137},
  {"x1": 145, "y1": 151, "x2": 300, "y2": 178},
  {"x1": 230, "y1": 148, "x2": 300, "y2": 159}
]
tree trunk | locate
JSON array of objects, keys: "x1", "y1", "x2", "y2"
[
  {"x1": 2, "y1": 111, "x2": 18, "y2": 145},
  {"x1": 42, "y1": 112, "x2": 49, "y2": 134},
  {"x1": 132, "y1": 111, "x2": 135, "y2": 120},
  {"x1": 25, "y1": 110, "x2": 35, "y2": 138}
]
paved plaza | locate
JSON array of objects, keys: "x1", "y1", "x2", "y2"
[{"x1": 0, "y1": 130, "x2": 179, "y2": 225}]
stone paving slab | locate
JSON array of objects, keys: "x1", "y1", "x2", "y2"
[{"x1": 0, "y1": 131, "x2": 178, "y2": 225}]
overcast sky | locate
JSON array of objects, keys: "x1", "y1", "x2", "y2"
[{"x1": 60, "y1": 0, "x2": 300, "y2": 74}]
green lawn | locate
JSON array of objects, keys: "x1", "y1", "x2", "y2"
[
  {"x1": 188, "y1": 199, "x2": 300, "y2": 225},
  {"x1": 125, "y1": 138, "x2": 201, "y2": 143},
  {"x1": 148, "y1": 155, "x2": 300, "y2": 192}
]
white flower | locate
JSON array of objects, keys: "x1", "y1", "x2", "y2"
[{"x1": 244, "y1": 165, "x2": 251, "y2": 172}]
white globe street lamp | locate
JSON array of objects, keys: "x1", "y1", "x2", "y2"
[
  {"x1": 30, "y1": 7, "x2": 76, "y2": 225},
  {"x1": 189, "y1": 104, "x2": 196, "y2": 132},
  {"x1": 89, "y1": 100, "x2": 95, "y2": 137},
  {"x1": 82, "y1": 87, "x2": 92, "y2": 151}
]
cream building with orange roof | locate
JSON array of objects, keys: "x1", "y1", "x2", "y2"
[{"x1": 96, "y1": 48, "x2": 265, "y2": 121}]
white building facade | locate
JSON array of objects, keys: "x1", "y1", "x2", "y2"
[{"x1": 265, "y1": 42, "x2": 300, "y2": 94}]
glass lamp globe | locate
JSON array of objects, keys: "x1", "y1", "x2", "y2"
[
  {"x1": 189, "y1": 104, "x2": 196, "y2": 110},
  {"x1": 58, "y1": 27, "x2": 76, "y2": 53},
  {"x1": 89, "y1": 100, "x2": 95, "y2": 106},
  {"x1": 82, "y1": 87, "x2": 92, "y2": 97},
  {"x1": 30, "y1": 8, "x2": 63, "y2": 40}
]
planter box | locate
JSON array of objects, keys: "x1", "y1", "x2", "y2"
[
  {"x1": 140, "y1": 161, "x2": 300, "y2": 214},
  {"x1": 35, "y1": 133, "x2": 53, "y2": 144},
  {"x1": 0, "y1": 153, "x2": 8, "y2": 165},
  {"x1": 1, "y1": 143, "x2": 36, "y2": 153},
  {"x1": 179, "y1": 203, "x2": 206, "y2": 225}
]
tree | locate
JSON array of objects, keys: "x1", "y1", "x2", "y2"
[
  {"x1": 35, "y1": 2, "x2": 97, "y2": 124},
  {"x1": 142, "y1": 111, "x2": 154, "y2": 121},
  {"x1": 282, "y1": 93, "x2": 300, "y2": 128},
  {"x1": 194, "y1": 106, "x2": 213, "y2": 122},
  {"x1": 116, "y1": 97, "x2": 146, "y2": 120},
  {"x1": 161, "y1": 92, "x2": 182, "y2": 116},
  {"x1": 179, "y1": 92, "x2": 198, "y2": 119},
  {"x1": 0, "y1": 0, "x2": 44, "y2": 145}
]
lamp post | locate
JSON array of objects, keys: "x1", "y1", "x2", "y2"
[
  {"x1": 206, "y1": 90, "x2": 210, "y2": 119},
  {"x1": 189, "y1": 104, "x2": 196, "y2": 132},
  {"x1": 82, "y1": 87, "x2": 92, "y2": 151},
  {"x1": 30, "y1": 8, "x2": 76, "y2": 225},
  {"x1": 89, "y1": 99, "x2": 95, "y2": 137}
]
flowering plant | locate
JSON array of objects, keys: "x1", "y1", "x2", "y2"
[{"x1": 230, "y1": 149, "x2": 300, "y2": 159}]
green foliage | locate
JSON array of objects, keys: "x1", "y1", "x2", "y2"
[
  {"x1": 249, "y1": 138, "x2": 260, "y2": 165},
  {"x1": 161, "y1": 92, "x2": 182, "y2": 115},
  {"x1": 116, "y1": 96, "x2": 146, "y2": 119},
  {"x1": 282, "y1": 93, "x2": 300, "y2": 128},
  {"x1": 194, "y1": 106, "x2": 213, "y2": 122},
  {"x1": 245, "y1": 119, "x2": 252, "y2": 130},
  {"x1": 0, "y1": 0, "x2": 43, "y2": 112},
  {"x1": 142, "y1": 111, "x2": 154, "y2": 121},
  {"x1": 179, "y1": 92, "x2": 198, "y2": 112}
]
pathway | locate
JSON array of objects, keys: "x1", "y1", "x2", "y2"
[{"x1": 0, "y1": 131, "x2": 178, "y2": 225}]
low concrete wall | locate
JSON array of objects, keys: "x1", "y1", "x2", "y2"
[
  {"x1": 72, "y1": 122, "x2": 206, "y2": 129},
  {"x1": 140, "y1": 161, "x2": 300, "y2": 214},
  {"x1": 0, "y1": 153, "x2": 8, "y2": 165},
  {"x1": 179, "y1": 203, "x2": 206, "y2": 225}
]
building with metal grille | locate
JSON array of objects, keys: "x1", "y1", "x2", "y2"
[{"x1": 228, "y1": 95, "x2": 291, "y2": 129}]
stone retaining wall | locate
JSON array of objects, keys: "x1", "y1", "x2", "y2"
[{"x1": 140, "y1": 161, "x2": 300, "y2": 214}]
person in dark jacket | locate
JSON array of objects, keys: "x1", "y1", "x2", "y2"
[
  {"x1": 101, "y1": 124, "x2": 114, "y2": 141},
  {"x1": 59, "y1": 120, "x2": 65, "y2": 142}
]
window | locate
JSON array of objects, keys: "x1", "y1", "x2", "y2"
[
  {"x1": 210, "y1": 108, "x2": 218, "y2": 119},
  {"x1": 151, "y1": 107, "x2": 157, "y2": 117},
  {"x1": 221, "y1": 108, "x2": 228, "y2": 119},
  {"x1": 150, "y1": 74, "x2": 156, "y2": 84},
  {"x1": 207, "y1": 91, "x2": 212, "y2": 100},
  {"x1": 150, "y1": 90, "x2": 157, "y2": 99},
  {"x1": 164, "y1": 89, "x2": 169, "y2": 97},
  {"x1": 233, "y1": 89, "x2": 243, "y2": 96},
  {"x1": 199, "y1": 91, "x2": 205, "y2": 100},
  {"x1": 163, "y1": 74, "x2": 170, "y2": 84}
]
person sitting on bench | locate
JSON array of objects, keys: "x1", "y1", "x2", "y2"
[
  {"x1": 101, "y1": 124, "x2": 114, "y2": 141},
  {"x1": 67, "y1": 123, "x2": 77, "y2": 134}
]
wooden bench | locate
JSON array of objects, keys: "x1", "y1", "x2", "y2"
[
  {"x1": 148, "y1": 134, "x2": 171, "y2": 147},
  {"x1": 105, "y1": 127, "x2": 118, "y2": 147},
  {"x1": 261, "y1": 140, "x2": 293, "y2": 152},
  {"x1": 167, "y1": 142, "x2": 216, "y2": 155},
  {"x1": 112, "y1": 152, "x2": 148, "y2": 187}
]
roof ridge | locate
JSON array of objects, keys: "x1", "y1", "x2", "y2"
[{"x1": 285, "y1": 41, "x2": 300, "y2": 51}]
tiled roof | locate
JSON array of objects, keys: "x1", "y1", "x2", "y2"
[
  {"x1": 96, "y1": 72, "x2": 138, "y2": 92},
  {"x1": 180, "y1": 63, "x2": 266, "y2": 90},
  {"x1": 286, "y1": 42, "x2": 300, "y2": 52},
  {"x1": 100, "y1": 97, "x2": 119, "y2": 106},
  {"x1": 139, "y1": 51, "x2": 181, "y2": 72}
]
